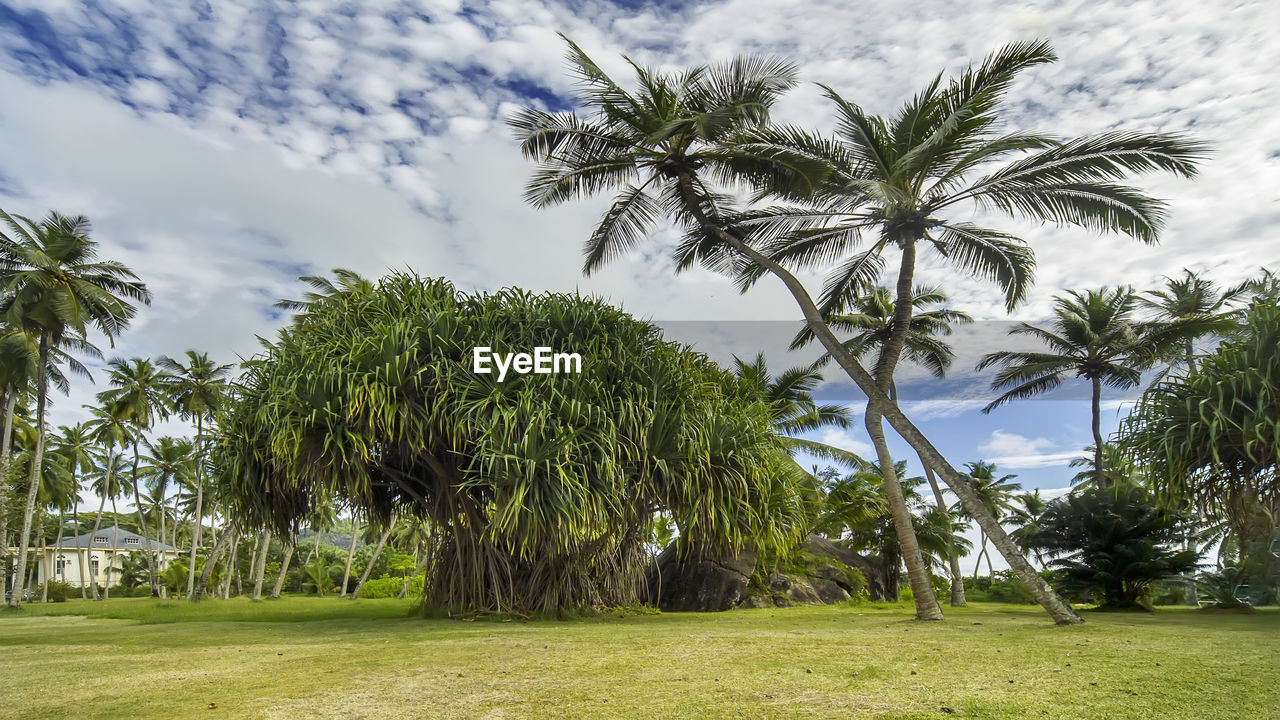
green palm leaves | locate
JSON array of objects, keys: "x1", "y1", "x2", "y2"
[{"x1": 219, "y1": 272, "x2": 806, "y2": 612}]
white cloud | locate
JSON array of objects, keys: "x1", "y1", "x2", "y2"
[
  {"x1": 977, "y1": 430, "x2": 1079, "y2": 469},
  {"x1": 816, "y1": 428, "x2": 874, "y2": 459}
]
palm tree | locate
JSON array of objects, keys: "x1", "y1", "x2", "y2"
[
  {"x1": 1006, "y1": 490, "x2": 1048, "y2": 565},
  {"x1": 1139, "y1": 268, "x2": 1246, "y2": 375},
  {"x1": 159, "y1": 351, "x2": 232, "y2": 597},
  {"x1": 959, "y1": 461, "x2": 1021, "y2": 579},
  {"x1": 98, "y1": 359, "x2": 172, "y2": 596},
  {"x1": 274, "y1": 268, "x2": 375, "y2": 314},
  {"x1": 0, "y1": 209, "x2": 148, "y2": 607},
  {"x1": 796, "y1": 285, "x2": 973, "y2": 604},
  {"x1": 141, "y1": 436, "x2": 195, "y2": 586},
  {"x1": 978, "y1": 287, "x2": 1198, "y2": 487},
  {"x1": 511, "y1": 39, "x2": 1201, "y2": 623},
  {"x1": 48, "y1": 423, "x2": 96, "y2": 598},
  {"x1": 730, "y1": 353, "x2": 861, "y2": 467}
]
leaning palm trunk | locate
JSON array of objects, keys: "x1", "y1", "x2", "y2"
[
  {"x1": 919, "y1": 456, "x2": 966, "y2": 605},
  {"x1": 9, "y1": 335, "x2": 51, "y2": 608},
  {"x1": 0, "y1": 390, "x2": 15, "y2": 605},
  {"x1": 127, "y1": 439, "x2": 159, "y2": 596},
  {"x1": 340, "y1": 516, "x2": 360, "y2": 598},
  {"x1": 192, "y1": 524, "x2": 236, "y2": 601},
  {"x1": 252, "y1": 536, "x2": 270, "y2": 600},
  {"x1": 677, "y1": 188, "x2": 1080, "y2": 624},
  {"x1": 351, "y1": 524, "x2": 393, "y2": 600},
  {"x1": 270, "y1": 543, "x2": 294, "y2": 599}
]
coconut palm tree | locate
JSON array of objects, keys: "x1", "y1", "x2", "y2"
[
  {"x1": 1005, "y1": 490, "x2": 1048, "y2": 565},
  {"x1": 511, "y1": 39, "x2": 1201, "y2": 623},
  {"x1": 978, "y1": 287, "x2": 1204, "y2": 488},
  {"x1": 98, "y1": 359, "x2": 172, "y2": 596},
  {"x1": 795, "y1": 285, "x2": 973, "y2": 603},
  {"x1": 1138, "y1": 268, "x2": 1246, "y2": 375},
  {"x1": 141, "y1": 436, "x2": 195, "y2": 582},
  {"x1": 48, "y1": 423, "x2": 96, "y2": 597},
  {"x1": 730, "y1": 353, "x2": 861, "y2": 467},
  {"x1": 158, "y1": 350, "x2": 232, "y2": 596},
  {"x1": 958, "y1": 461, "x2": 1021, "y2": 580},
  {"x1": 0, "y1": 209, "x2": 148, "y2": 607}
]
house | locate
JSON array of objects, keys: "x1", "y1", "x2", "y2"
[{"x1": 38, "y1": 527, "x2": 182, "y2": 588}]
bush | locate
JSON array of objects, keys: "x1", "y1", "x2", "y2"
[
  {"x1": 40, "y1": 581, "x2": 74, "y2": 602},
  {"x1": 985, "y1": 571, "x2": 1037, "y2": 604},
  {"x1": 356, "y1": 575, "x2": 424, "y2": 599},
  {"x1": 127, "y1": 585, "x2": 154, "y2": 597}
]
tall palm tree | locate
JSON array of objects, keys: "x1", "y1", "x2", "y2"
[
  {"x1": 49, "y1": 423, "x2": 96, "y2": 598},
  {"x1": 798, "y1": 285, "x2": 973, "y2": 604},
  {"x1": 84, "y1": 406, "x2": 131, "y2": 599},
  {"x1": 141, "y1": 436, "x2": 195, "y2": 582},
  {"x1": 98, "y1": 359, "x2": 172, "y2": 596},
  {"x1": 1005, "y1": 490, "x2": 1047, "y2": 565},
  {"x1": 979, "y1": 287, "x2": 1197, "y2": 487},
  {"x1": 513, "y1": 39, "x2": 1200, "y2": 623},
  {"x1": 0, "y1": 209, "x2": 148, "y2": 607},
  {"x1": 959, "y1": 461, "x2": 1021, "y2": 579},
  {"x1": 159, "y1": 350, "x2": 232, "y2": 597},
  {"x1": 1139, "y1": 268, "x2": 1246, "y2": 375}
]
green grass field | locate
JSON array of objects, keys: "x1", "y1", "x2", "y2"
[{"x1": 2, "y1": 597, "x2": 1276, "y2": 719}]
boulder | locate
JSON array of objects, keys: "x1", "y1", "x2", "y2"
[{"x1": 647, "y1": 543, "x2": 756, "y2": 612}]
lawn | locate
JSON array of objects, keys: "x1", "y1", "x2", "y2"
[{"x1": 1, "y1": 598, "x2": 1275, "y2": 719}]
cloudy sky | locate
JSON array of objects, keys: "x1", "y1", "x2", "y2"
[{"x1": 1, "y1": 0, "x2": 1277, "y2": 546}]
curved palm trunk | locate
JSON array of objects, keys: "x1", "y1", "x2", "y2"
[
  {"x1": 919, "y1": 455, "x2": 966, "y2": 606},
  {"x1": 340, "y1": 516, "x2": 360, "y2": 598},
  {"x1": 676, "y1": 186, "x2": 1080, "y2": 624},
  {"x1": 192, "y1": 524, "x2": 236, "y2": 601},
  {"x1": 252, "y1": 536, "x2": 271, "y2": 600},
  {"x1": 9, "y1": 335, "x2": 51, "y2": 608},
  {"x1": 270, "y1": 542, "x2": 294, "y2": 599},
  {"x1": 351, "y1": 523, "x2": 394, "y2": 599},
  {"x1": 1090, "y1": 376, "x2": 1105, "y2": 488},
  {"x1": 186, "y1": 416, "x2": 205, "y2": 598},
  {"x1": 0, "y1": 391, "x2": 17, "y2": 605},
  {"x1": 127, "y1": 439, "x2": 159, "y2": 597}
]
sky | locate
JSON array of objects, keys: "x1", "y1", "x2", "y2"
[{"x1": 1, "y1": 1, "x2": 1278, "y2": 567}]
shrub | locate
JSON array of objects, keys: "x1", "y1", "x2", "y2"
[
  {"x1": 40, "y1": 581, "x2": 74, "y2": 602},
  {"x1": 985, "y1": 571, "x2": 1037, "y2": 604},
  {"x1": 357, "y1": 575, "x2": 425, "y2": 599}
]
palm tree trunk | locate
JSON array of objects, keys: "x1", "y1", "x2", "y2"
[
  {"x1": 674, "y1": 189, "x2": 1080, "y2": 623},
  {"x1": 222, "y1": 533, "x2": 240, "y2": 599},
  {"x1": 41, "y1": 528, "x2": 52, "y2": 602},
  {"x1": 340, "y1": 515, "x2": 360, "y2": 598},
  {"x1": 351, "y1": 523, "x2": 393, "y2": 600},
  {"x1": 186, "y1": 416, "x2": 205, "y2": 598},
  {"x1": 0, "y1": 390, "x2": 16, "y2": 605},
  {"x1": 399, "y1": 541, "x2": 425, "y2": 599},
  {"x1": 88, "y1": 491, "x2": 108, "y2": 600},
  {"x1": 919, "y1": 455, "x2": 966, "y2": 606},
  {"x1": 192, "y1": 524, "x2": 236, "y2": 601},
  {"x1": 1091, "y1": 376, "x2": 1105, "y2": 488},
  {"x1": 72, "y1": 496, "x2": 87, "y2": 600},
  {"x1": 973, "y1": 532, "x2": 987, "y2": 580},
  {"x1": 106, "y1": 496, "x2": 119, "y2": 599},
  {"x1": 270, "y1": 543, "x2": 294, "y2": 599},
  {"x1": 127, "y1": 439, "x2": 159, "y2": 596},
  {"x1": 252, "y1": 536, "x2": 270, "y2": 600},
  {"x1": 9, "y1": 334, "x2": 51, "y2": 607}
]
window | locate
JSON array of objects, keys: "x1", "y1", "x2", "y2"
[
  {"x1": 125, "y1": 537, "x2": 140, "y2": 546},
  {"x1": 91, "y1": 559, "x2": 100, "y2": 577},
  {"x1": 93, "y1": 535, "x2": 108, "y2": 544},
  {"x1": 56, "y1": 555, "x2": 68, "y2": 575}
]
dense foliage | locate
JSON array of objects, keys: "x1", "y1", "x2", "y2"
[
  {"x1": 217, "y1": 273, "x2": 807, "y2": 613},
  {"x1": 1025, "y1": 483, "x2": 1199, "y2": 609}
]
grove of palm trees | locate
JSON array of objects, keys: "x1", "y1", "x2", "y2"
[{"x1": 1, "y1": 18, "x2": 1276, "y2": 720}]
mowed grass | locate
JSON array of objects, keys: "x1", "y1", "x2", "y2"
[{"x1": 1, "y1": 597, "x2": 1276, "y2": 719}]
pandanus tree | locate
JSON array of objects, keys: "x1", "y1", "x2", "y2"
[
  {"x1": 159, "y1": 351, "x2": 232, "y2": 597},
  {"x1": 0, "y1": 209, "x2": 148, "y2": 607},
  {"x1": 1120, "y1": 299, "x2": 1280, "y2": 544},
  {"x1": 98, "y1": 359, "x2": 173, "y2": 596},
  {"x1": 513, "y1": 38, "x2": 1204, "y2": 623},
  {"x1": 796, "y1": 285, "x2": 973, "y2": 603},
  {"x1": 217, "y1": 273, "x2": 808, "y2": 613}
]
